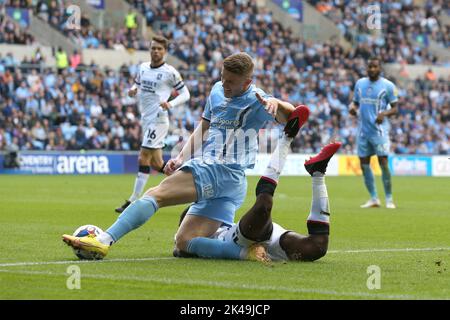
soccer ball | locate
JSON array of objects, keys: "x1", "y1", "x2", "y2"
[{"x1": 72, "y1": 225, "x2": 104, "y2": 260}]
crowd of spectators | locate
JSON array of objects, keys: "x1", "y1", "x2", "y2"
[
  {"x1": 0, "y1": 0, "x2": 448, "y2": 155},
  {"x1": 1, "y1": 46, "x2": 448, "y2": 155},
  {"x1": 127, "y1": 0, "x2": 448, "y2": 65},
  {"x1": 0, "y1": 3, "x2": 35, "y2": 45},
  {"x1": 3, "y1": 0, "x2": 449, "y2": 63},
  {"x1": 2, "y1": 0, "x2": 146, "y2": 50},
  {"x1": 309, "y1": 0, "x2": 449, "y2": 64}
]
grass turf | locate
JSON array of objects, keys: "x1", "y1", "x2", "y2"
[{"x1": 0, "y1": 175, "x2": 448, "y2": 300}]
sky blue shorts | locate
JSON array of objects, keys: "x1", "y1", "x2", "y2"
[
  {"x1": 179, "y1": 159, "x2": 247, "y2": 225},
  {"x1": 357, "y1": 134, "x2": 391, "y2": 157}
]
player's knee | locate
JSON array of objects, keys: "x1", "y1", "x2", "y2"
[
  {"x1": 144, "y1": 185, "x2": 166, "y2": 207},
  {"x1": 306, "y1": 236, "x2": 329, "y2": 261},
  {"x1": 361, "y1": 163, "x2": 371, "y2": 173},
  {"x1": 309, "y1": 245, "x2": 328, "y2": 261},
  {"x1": 287, "y1": 235, "x2": 329, "y2": 262},
  {"x1": 175, "y1": 232, "x2": 191, "y2": 252},
  {"x1": 150, "y1": 157, "x2": 163, "y2": 170},
  {"x1": 138, "y1": 154, "x2": 150, "y2": 166}
]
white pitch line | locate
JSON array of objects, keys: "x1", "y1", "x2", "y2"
[
  {"x1": 328, "y1": 247, "x2": 450, "y2": 254},
  {"x1": 0, "y1": 257, "x2": 175, "y2": 268},
  {"x1": 0, "y1": 269, "x2": 426, "y2": 300},
  {"x1": 0, "y1": 247, "x2": 448, "y2": 268}
]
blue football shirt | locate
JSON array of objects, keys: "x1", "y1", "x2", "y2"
[
  {"x1": 201, "y1": 82, "x2": 275, "y2": 169},
  {"x1": 353, "y1": 77, "x2": 398, "y2": 137}
]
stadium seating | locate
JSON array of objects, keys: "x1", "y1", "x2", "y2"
[
  {"x1": 0, "y1": 6, "x2": 35, "y2": 45},
  {"x1": 308, "y1": 0, "x2": 448, "y2": 64},
  {"x1": 2, "y1": 1, "x2": 146, "y2": 50},
  {"x1": 0, "y1": 1, "x2": 448, "y2": 155}
]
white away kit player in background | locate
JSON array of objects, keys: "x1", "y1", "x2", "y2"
[{"x1": 115, "y1": 36, "x2": 191, "y2": 213}]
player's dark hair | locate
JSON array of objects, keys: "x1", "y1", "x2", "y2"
[
  {"x1": 152, "y1": 35, "x2": 169, "y2": 50},
  {"x1": 368, "y1": 56, "x2": 381, "y2": 65}
]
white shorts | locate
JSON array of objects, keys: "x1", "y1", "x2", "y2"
[{"x1": 141, "y1": 118, "x2": 169, "y2": 149}]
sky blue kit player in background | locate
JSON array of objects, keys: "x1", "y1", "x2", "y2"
[
  {"x1": 349, "y1": 57, "x2": 399, "y2": 209},
  {"x1": 63, "y1": 52, "x2": 296, "y2": 259}
]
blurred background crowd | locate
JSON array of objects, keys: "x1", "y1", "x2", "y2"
[{"x1": 1, "y1": 0, "x2": 449, "y2": 155}]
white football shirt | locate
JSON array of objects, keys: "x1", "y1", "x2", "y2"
[{"x1": 135, "y1": 62, "x2": 185, "y2": 123}]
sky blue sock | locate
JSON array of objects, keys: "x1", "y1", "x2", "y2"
[
  {"x1": 106, "y1": 195, "x2": 158, "y2": 242},
  {"x1": 381, "y1": 165, "x2": 393, "y2": 200},
  {"x1": 362, "y1": 164, "x2": 378, "y2": 199},
  {"x1": 187, "y1": 237, "x2": 242, "y2": 260}
]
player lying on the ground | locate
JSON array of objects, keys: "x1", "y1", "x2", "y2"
[{"x1": 174, "y1": 135, "x2": 342, "y2": 262}]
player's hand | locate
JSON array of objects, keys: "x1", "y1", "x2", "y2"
[
  {"x1": 128, "y1": 88, "x2": 138, "y2": 97},
  {"x1": 375, "y1": 113, "x2": 385, "y2": 124},
  {"x1": 256, "y1": 92, "x2": 278, "y2": 117},
  {"x1": 349, "y1": 105, "x2": 357, "y2": 116},
  {"x1": 160, "y1": 101, "x2": 171, "y2": 110},
  {"x1": 164, "y1": 157, "x2": 183, "y2": 176}
]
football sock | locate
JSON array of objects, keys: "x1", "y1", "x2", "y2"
[
  {"x1": 105, "y1": 195, "x2": 158, "y2": 242},
  {"x1": 97, "y1": 232, "x2": 114, "y2": 246},
  {"x1": 186, "y1": 237, "x2": 243, "y2": 260},
  {"x1": 307, "y1": 172, "x2": 330, "y2": 235},
  {"x1": 255, "y1": 178, "x2": 277, "y2": 197},
  {"x1": 262, "y1": 135, "x2": 293, "y2": 183},
  {"x1": 380, "y1": 165, "x2": 393, "y2": 200},
  {"x1": 361, "y1": 164, "x2": 378, "y2": 199},
  {"x1": 129, "y1": 166, "x2": 150, "y2": 202}
]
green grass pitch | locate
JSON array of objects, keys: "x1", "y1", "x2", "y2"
[{"x1": 0, "y1": 175, "x2": 448, "y2": 300}]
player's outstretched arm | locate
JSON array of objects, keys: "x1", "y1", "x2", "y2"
[
  {"x1": 164, "y1": 119, "x2": 210, "y2": 175},
  {"x1": 255, "y1": 93, "x2": 295, "y2": 123}
]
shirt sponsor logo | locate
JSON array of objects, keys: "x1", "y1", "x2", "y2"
[{"x1": 211, "y1": 117, "x2": 241, "y2": 129}]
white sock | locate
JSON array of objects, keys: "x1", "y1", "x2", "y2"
[
  {"x1": 97, "y1": 232, "x2": 114, "y2": 246},
  {"x1": 262, "y1": 135, "x2": 292, "y2": 183},
  {"x1": 129, "y1": 172, "x2": 149, "y2": 202},
  {"x1": 307, "y1": 172, "x2": 330, "y2": 224}
]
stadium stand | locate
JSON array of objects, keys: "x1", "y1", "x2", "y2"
[
  {"x1": 0, "y1": 1, "x2": 448, "y2": 155},
  {"x1": 0, "y1": 3, "x2": 35, "y2": 45},
  {"x1": 308, "y1": 0, "x2": 449, "y2": 63},
  {"x1": 2, "y1": 0, "x2": 146, "y2": 50}
]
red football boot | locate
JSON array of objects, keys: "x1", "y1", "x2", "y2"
[
  {"x1": 304, "y1": 142, "x2": 342, "y2": 175},
  {"x1": 283, "y1": 105, "x2": 310, "y2": 138}
]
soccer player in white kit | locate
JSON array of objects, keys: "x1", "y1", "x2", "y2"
[
  {"x1": 115, "y1": 36, "x2": 191, "y2": 213},
  {"x1": 215, "y1": 141, "x2": 342, "y2": 262}
]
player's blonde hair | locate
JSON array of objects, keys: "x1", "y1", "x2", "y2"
[{"x1": 223, "y1": 52, "x2": 254, "y2": 78}]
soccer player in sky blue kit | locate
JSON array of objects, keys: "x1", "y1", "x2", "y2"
[
  {"x1": 349, "y1": 57, "x2": 398, "y2": 209},
  {"x1": 63, "y1": 52, "x2": 298, "y2": 259}
]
